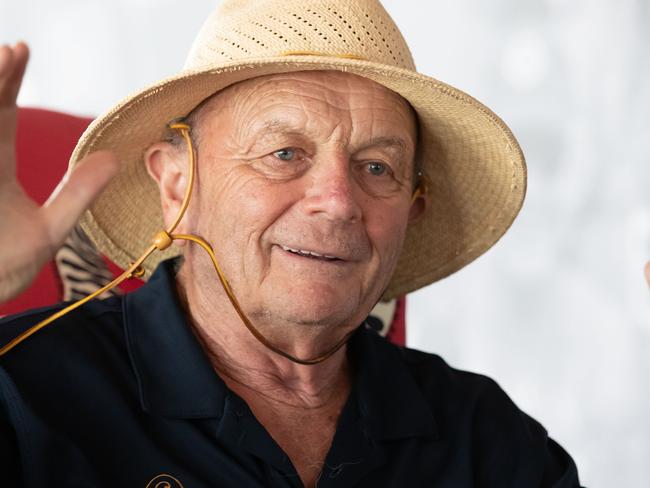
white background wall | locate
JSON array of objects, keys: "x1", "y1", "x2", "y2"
[{"x1": 2, "y1": 1, "x2": 649, "y2": 485}]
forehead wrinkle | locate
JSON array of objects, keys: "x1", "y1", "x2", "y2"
[
  {"x1": 354, "y1": 109, "x2": 415, "y2": 154},
  {"x1": 255, "y1": 74, "x2": 358, "y2": 108},
  {"x1": 277, "y1": 73, "x2": 403, "y2": 113},
  {"x1": 270, "y1": 87, "x2": 359, "y2": 115},
  {"x1": 245, "y1": 100, "x2": 351, "y2": 148},
  {"x1": 191, "y1": 70, "x2": 413, "y2": 131},
  {"x1": 300, "y1": 98, "x2": 351, "y2": 147},
  {"x1": 228, "y1": 100, "x2": 304, "y2": 151},
  {"x1": 247, "y1": 73, "x2": 381, "y2": 115},
  {"x1": 203, "y1": 72, "x2": 416, "y2": 155},
  {"x1": 237, "y1": 73, "x2": 355, "y2": 111}
]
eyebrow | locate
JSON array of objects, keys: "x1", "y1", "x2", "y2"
[
  {"x1": 359, "y1": 136, "x2": 410, "y2": 153},
  {"x1": 251, "y1": 119, "x2": 413, "y2": 165},
  {"x1": 258, "y1": 119, "x2": 305, "y2": 136}
]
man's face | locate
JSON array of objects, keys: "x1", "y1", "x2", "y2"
[{"x1": 182, "y1": 71, "x2": 419, "y2": 330}]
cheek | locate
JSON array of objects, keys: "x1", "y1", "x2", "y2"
[
  {"x1": 365, "y1": 204, "x2": 411, "y2": 266},
  {"x1": 194, "y1": 166, "x2": 302, "y2": 248}
]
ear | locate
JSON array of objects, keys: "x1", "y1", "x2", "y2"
[
  {"x1": 144, "y1": 141, "x2": 191, "y2": 242},
  {"x1": 408, "y1": 192, "x2": 427, "y2": 224},
  {"x1": 407, "y1": 179, "x2": 428, "y2": 224}
]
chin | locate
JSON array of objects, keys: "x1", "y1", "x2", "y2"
[{"x1": 266, "y1": 286, "x2": 365, "y2": 328}]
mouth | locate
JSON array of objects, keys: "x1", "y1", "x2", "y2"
[{"x1": 278, "y1": 245, "x2": 343, "y2": 262}]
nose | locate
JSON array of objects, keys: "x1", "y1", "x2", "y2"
[{"x1": 302, "y1": 154, "x2": 363, "y2": 223}]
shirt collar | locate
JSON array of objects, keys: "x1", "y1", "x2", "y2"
[
  {"x1": 349, "y1": 326, "x2": 439, "y2": 441},
  {"x1": 124, "y1": 259, "x2": 439, "y2": 441},
  {"x1": 123, "y1": 259, "x2": 227, "y2": 418}
]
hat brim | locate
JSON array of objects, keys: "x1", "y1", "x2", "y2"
[{"x1": 71, "y1": 56, "x2": 526, "y2": 300}]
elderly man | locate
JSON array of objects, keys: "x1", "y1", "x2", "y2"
[{"x1": 0, "y1": 1, "x2": 585, "y2": 487}]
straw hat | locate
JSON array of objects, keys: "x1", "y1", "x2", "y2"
[{"x1": 71, "y1": 0, "x2": 526, "y2": 300}]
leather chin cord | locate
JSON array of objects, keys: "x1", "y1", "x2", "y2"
[
  {"x1": 1, "y1": 121, "x2": 426, "y2": 363},
  {"x1": 0, "y1": 122, "x2": 354, "y2": 365}
]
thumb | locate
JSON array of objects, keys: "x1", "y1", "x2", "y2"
[
  {"x1": 645, "y1": 261, "x2": 650, "y2": 288},
  {"x1": 42, "y1": 150, "x2": 119, "y2": 247}
]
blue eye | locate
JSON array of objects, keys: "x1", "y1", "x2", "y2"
[
  {"x1": 367, "y1": 161, "x2": 388, "y2": 176},
  {"x1": 274, "y1": 148, "x2": 295, "y2": 161}
]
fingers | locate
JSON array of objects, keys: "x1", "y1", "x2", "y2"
[
  {"x1": 0, "y1": 42, "x2": 29, "y2": 180},
  {"x1": 0, "y1": 44, "x2": 15, "y2": 78},
  {"x1": 0, "y1": 42, "x2": 29, "y2": 106},
  {"x1": 645, "y1": 261, "x2": 650, "y2": 288},
  {"x1": 42, "y1": 151, "x2": 120, "y2": 248}
]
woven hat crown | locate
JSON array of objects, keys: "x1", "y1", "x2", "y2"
[{"x1": 186, "y1": 0, "x2": 415, "y2": 70}]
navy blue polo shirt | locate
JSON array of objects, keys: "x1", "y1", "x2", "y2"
[{"x1": 0, "y1": 260, "x2": 582, "y2": 487}]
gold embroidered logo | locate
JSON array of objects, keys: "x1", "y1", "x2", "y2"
[{"x1": 146, "y1": 474, "x2": 185, "y2": 488}]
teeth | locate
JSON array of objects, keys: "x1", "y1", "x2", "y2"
[{"x1": 281, "y1": 245, "x2": 337, "y2": 260}]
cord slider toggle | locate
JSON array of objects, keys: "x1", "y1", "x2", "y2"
[{"x1": 153, "y1": 230, "x2": 173, "y2": 250}]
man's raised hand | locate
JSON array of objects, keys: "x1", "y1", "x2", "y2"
[{"x1": 0, "y1": 42, "x2": 119, "y2": 303}]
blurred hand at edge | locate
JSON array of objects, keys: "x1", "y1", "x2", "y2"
[{"x1": 0, "y1": 42, "x2": 119, "y2": 304}]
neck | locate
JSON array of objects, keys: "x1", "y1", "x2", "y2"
[
  {"x1": 175, "y1": 263, "x2": 354, "y2": 408},
  {"x1": 175, "y1": 259, "x2": 357, "y2": 488}
]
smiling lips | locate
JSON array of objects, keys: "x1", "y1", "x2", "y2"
[{"x1": 279, "y1": 244, "x2": 342, "y2": 262}]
